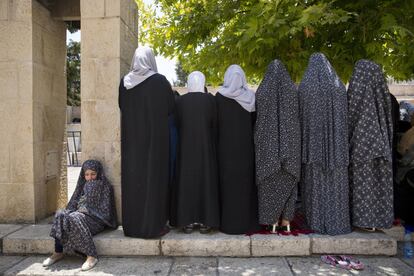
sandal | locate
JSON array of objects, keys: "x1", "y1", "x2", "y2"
[
  {"x1": 199, "y1": 224, "x2": 211, "y2": 234},
  {"x1": 339, "y1": 255, "x2": 364, "y2": 270},
  {"x1": 321, "y1": 255, "x2": 351, "y2": 270},
  {"x1": 182, "y1": 224, "x2": 194, "y2": 234}
]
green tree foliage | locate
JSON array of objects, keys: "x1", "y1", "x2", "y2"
[
  {"x1": 67, "y1": 40, "x2": 81, "y2": 106},
  {"x1": 137, "y1": 0, "x2": 414, "y2": 84},
  {"x1": 173, "y1": 62, "x2": 189, "y2": 86}
]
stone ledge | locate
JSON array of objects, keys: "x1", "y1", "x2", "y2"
[
  {"x1": 0, "y1": 224, "x2": 25, "y2": 253},
  {"x1": 161, "y1": 230, "x2": 250, "y2": 257},
  {"x1": 311, "y1": 231, "x2": 397, "y2": 256},
  {"x1": 2, "y1": 225, "x2": 397, "y2": 257},
  {"x1": 251, "y1": 234, "x2": 311, "y2": 256}
]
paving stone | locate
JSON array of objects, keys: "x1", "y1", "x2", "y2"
[
  {"x1": 287, "y1": 256, "x2": 355, "y2": 275},
  {"x1": 0, "y1": 256, "x2": 26, "y2": 275},
  {"x1": 3, "y1": 225, "x2": 54, "y2": 254},
  {"x1": 169, "y1": 257, "x2": 217, "y2": 276},
  {"x1": 311, "y1": 231, "x2": 397, "y2": 256},
  {"x1": 251, "y1": 234, "x2": 311, "y2": 256},
  {"x1": 356, "y1": 257, "x2": 414, "y2": 276},
  {"x1": 0, "y1": 225, "x2": 25, "y2": 239},
  {"x1": 94, "y1": 227, "x2": 160, "y2": 256},
  {"x1": 3, "y1": 256, "x2": 173, "y2": 276},
  {"x1": 218, "y1": 257, "x2": 293, "y2": 275},
  {"x1": 161, "y1": 230, "x2": 250, "y2": 257},
  {"x1": 0, "y1": 224, "x2": 25, "y2": 253},
  {"x1": 397, "y1": 241, "x2": 414, "y2": 269}
]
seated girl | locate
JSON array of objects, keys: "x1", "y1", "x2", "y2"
[{"x1": 43, "y1": 160, "x2": 117, "y2": 271}]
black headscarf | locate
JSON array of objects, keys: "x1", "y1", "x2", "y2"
[{"x1": 67, "y1": 160, "x2": 117, "y2": 228}]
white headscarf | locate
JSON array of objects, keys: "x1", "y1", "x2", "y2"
[
  {"x1": 218, "y1": 64, "x2": 255, "y2": 112},
  {"x1": 123, "y1": 46, "x2": 158, "y2": 90},
  {"x1": 187, "y1": 71, "x2": 206, "y2": 93}
]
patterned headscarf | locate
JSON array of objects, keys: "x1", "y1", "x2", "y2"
[
  {"x1": 218, "y1": 64, "x2": 256, "y2": 112},
  {"x1": 299, "y1": 53, "x2": 348, "y2": 169},
  {"x1": 347, "y1": 59, "x2": 393, "y2": 163},
  {"x1": 67, "y1": 160, "x2": 117, "y2": 228},
  {"x1": 254, "y1": 60, "x2": 301, "y2": 183}
]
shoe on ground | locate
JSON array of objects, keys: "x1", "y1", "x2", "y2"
[
  {"x1": 182, "y1": 224, "x2": 194, "y2": 234},
  {"x1": 42, "y1": 253, "x2": 64, "y2": 267},
  {"x1": 199, "y1": 225, "x2": 211, "y2": 234},
  {"x1": 81, "y1": 257, "x2": 98, "y2": 271}
]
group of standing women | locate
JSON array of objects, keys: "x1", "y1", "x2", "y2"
[{"x1": 119, "y1": 46, "x2": 395, "y2": 239}]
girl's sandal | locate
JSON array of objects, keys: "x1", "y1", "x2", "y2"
[
  {"x1": 339, "y1": 255, "x2": 364, "y2": 270},
  {"x1": 321, "y1": 255, "x2": 351, "y2": 270}
]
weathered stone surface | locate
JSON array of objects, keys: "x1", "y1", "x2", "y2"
[
  {"x1": 311, "y1": 231, "x2": 397, "y2": 256},
  {"x1": 251, "y1": 234, "x2": 311, "y2": 256},
  {"x1": 94, "y1": 227, "x2": 160, "y2": 256},
  {"x1": 0, "y1": 256, "x2": 27, "y2": 275},
  {"x1": 287, "y1": 256, "x2": 355, "y2": 275},
  {"x1": 3, "y1": 256, "x2": 173, "y2": 276},
  {"x1": 398, "y1": 241, "x2": 414, "y2": 269},
  {"x1": 218, "y1": 257, "x2": 293, "y2": 275},
  {"x1": 170, "y1": 257, "x2": 217, "y2": 276},
  {"x1": 0, "y1": 184, "x2": 35, "y2": 223},
  {"x1": 3, "y1": 225, "x2": 53, "y2": 254},
  {"x1": 161, "y1": 230, "x2": 251, "y2": 257},
  {"x1": 0, "y1": 225, "x2": 25, "y2": 238},
  {"x1": 383, "y1": 226, "x2": 405, "y2": 241},
  {"x1": 357, "y1": 257, "x2": 414, "y2": 275},
  {"x1": 80, "y1": 0, "x2": 105, "y2": 19}
]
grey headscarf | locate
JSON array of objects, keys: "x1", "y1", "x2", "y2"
[
  {"x1": 187, "y1": 71, "x2": 206, "y2": 93},
  {"x1": 123, "y1": 46, "x2": 158, "y2": 89},
  {"x1": 254, "y1": 60, "x2": 301, "y2": 183},
  {"x1": 218, "y1": 64, "x2": 256, "y2": 112}
]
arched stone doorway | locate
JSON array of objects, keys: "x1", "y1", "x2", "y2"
[{"x1": 0, "y1": 0, "x2": 138, "y2": 223}]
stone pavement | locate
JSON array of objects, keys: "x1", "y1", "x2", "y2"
[{"x1": 1, "y1": 253, "x2": 414, "y2": 275}]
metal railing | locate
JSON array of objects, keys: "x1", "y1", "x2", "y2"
[{"x1": 67, "y1": 130, "x2": 81, "y2": 167}]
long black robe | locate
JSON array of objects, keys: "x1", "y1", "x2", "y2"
[
  {"x1": 170, "y1": 92, "x2": 220, "y2": 228},
  {"x1": 119, "y1": 74, "x2": 175, "y2": 238},
  {"x1": 215, "y1": 93, "x2": 260, "y2": 234}
]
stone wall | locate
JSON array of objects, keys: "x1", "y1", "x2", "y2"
[
  {"x1": 0, "y1": 0, "x2": 66, "y2": 222},
  {"x1": 81, "y1": 0, "x2": 138, "y2": 222}
]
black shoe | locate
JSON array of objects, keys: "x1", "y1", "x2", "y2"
[
  {"x1": 182, "y1": 224, "x2": 194, "y2": 234},
  {"x1": 199, "y1": 225, "x2": 211, "y2": 234}
]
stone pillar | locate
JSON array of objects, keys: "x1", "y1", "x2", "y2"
[
  {"x1": 81, "y1": 0, "x2": 138, "y2": 222},
  {"x1": 0, "y1": 0, "x2": 67, "y2": 223}
]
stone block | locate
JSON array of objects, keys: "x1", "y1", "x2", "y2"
[
  {"x1": 251, "y1": 234, "x2": 311, "y2": 256},
  {"x1": 161, "y1": 230, "x2": 250, "y2": 257},
  {"x1": 310, "y1": 231, "x2": 397, "y2": 255},
  {"x1": 81, "y1": 100, "x2": 120, "y2": 142},
  {"x1": 0, "y1": 144, "x2": 10, "y2": 183},
  {"x1": 8, "y1": 0, "x2": 31, "y2": 22},
  {"x1": 0, "y1": 256, "x2": 26, "y2": 275},
  {"x1": 33, "y1": 1, "x2": 66, "y2": 36},
  {"x1": 104, "y1": 142, "x2": 121, "y2": 181},
  {"x1": 0, "y1": 184, "x2": 35, "y2": 223},
  {"x1": 0, "y1": 0, "x2": 8, "y2": 20},
  {"x1": 11, "y1": 143, "x2": 34, "y2": 183},
  {"x1": 17, "y1": 62, "x2": 33, "y2": 103},
  {"x1": 10, "y1": 102, "x2": 34, "y2": 144},
  {"x1": 81, "y1": 18, "x2": 120, "y2": 59},
  {"x1": 6, "y1": 21, "x2": 32, "y2": 60},
  {"x1": 81, "y1": 58, "x2": 121, "y2": 101},
  {"x1": 105, "y1": 0, "x2": 121, "y2": 17},
  {"x1": 81, "y1": 141, "x2": 106, "y2": 163},
  {"x1": 218, "y1": 257, "x2": 293, "y2": 276},
  {"x1": 2, "y1": 225, "x2": 53, "y2": 254},
  {"x1": 121, "y1": 21, "x2": 138, "y2": 66},
  {"x1": 0, "y1": 224, "x2": 24, "y2": 239},
  {"x1": 383, "y1": 226, "x2": 405, "y2": 241},
  {"x1": 81, "y1": 0, "x2": 105, "y2": 18},
  {"x1": 0, "y1": 67, "x2": 18, "y2": 101},
  {"x1": 170, "y1": 257, "x2": 217, "y2": 276},
  {"x1": 94, "y1": 227, "x2": 160, "y2": 256},
  {"x1": 33, "y1": 64, "x2": 53, "y2": 105}
]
